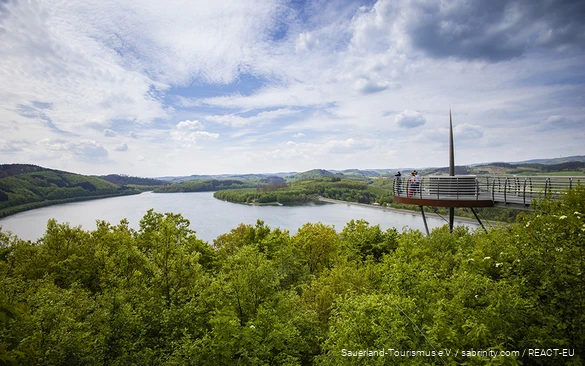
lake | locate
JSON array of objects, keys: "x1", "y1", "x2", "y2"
[{"x1": 0, "y1": 192, "x2": 479, "y2": 242}]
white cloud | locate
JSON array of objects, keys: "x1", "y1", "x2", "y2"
[
  {"x1": 266, "y1": 137, "x2": 374, "y2": 160},
  {"x1": 37, "y1": 138, "x2": 109, "y2": 163},
  {"x1": 176, "y1": 120, "x2": 204, "y2": 131},
  {"x1": 353, "y1": 77, "x2": 390, "y2": 94},
  {"x1": 454, "y1": 123, "x2": 484, "y2": 140},
  {"x1": 538, "y1": 115, "x2": 583, "y2": 131},
  {"x1": 103, "y1": 129, "x2": 117, "y2": 137},
  {"x1": 205, "y1": 108, "x2": 298, "y2": 127},
  {"x1": 295, "y1": 32, "x2": 320, "y2": 53},
  {"x1": 395, "y1": 110, "x2": 426, "y2": 128},
  {"x1": 170, "y1": 120, "x2": 219, "y2": 142},
  {"x1": 0, "y1": 0, "x2": 284, "y2": 137},
  {"x1": 205, "y1": 114, "x2": 249, "y2": 127},
  {"x1": 323, "y1": 138, "x2": 375, "y2": 154},
  {"x1": 114, "y1": 142, "x2": 128, "y2": 152},
  {"x1": 0, "y1": 0, "x2": 170, "y2": 133},
  {"x1": 292, "y1": 132, "x2": 305, "y2": 138},
  {"x1": 0, "y1": 139, "x2": 29, "y2": 152}
]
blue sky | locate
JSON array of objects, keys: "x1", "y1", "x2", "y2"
[{"x1": 1, "y1": 0, "x2": 584, "y2": 176}]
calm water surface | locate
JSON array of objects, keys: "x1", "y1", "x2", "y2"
[{"x1": 0, "y1": 192, "x2": 478, "y2": 242}]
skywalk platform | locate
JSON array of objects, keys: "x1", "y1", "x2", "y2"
[{"x1": 393, "y1": 175, "x2": 582, "y2": 209}]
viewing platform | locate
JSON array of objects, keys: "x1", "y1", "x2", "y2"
[{"x1": 393, "y1": 175, "x2": 582, "y2": 209}]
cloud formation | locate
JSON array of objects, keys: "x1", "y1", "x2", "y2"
[
  {"x1": 0, "y1": 0, "x2": 583, "y2": 175},
  {"x1": 395, "y1": 110, "x2": 426, "y2": 129},
  {"x1": 454, "y1": 123, "x2": 484, "y2": 140},
  {"x1": 170, "y1": 120, "x2": 219, "y2": 143},
  {"x1": 351, "y1": 0, "x2": 585, "y2": 62},
  {"x1": 114, "y1": 142, "x2": 128, "y2": 152},
  {"x1": 38, "y1": 138, "x2": 109, "y2": 163}
]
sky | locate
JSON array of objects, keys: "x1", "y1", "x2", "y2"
[{"x1": 1, "y1": 0, "x2": 584, "y2": 177}]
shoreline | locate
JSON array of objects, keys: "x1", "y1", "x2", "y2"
[
  {"x1": 0, "y1": 190, "x2": 141, "y2": 219},
  {"x1": 317, "y1": 197, "x2": 501, "y2": 227}
]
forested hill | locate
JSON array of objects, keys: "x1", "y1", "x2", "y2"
[
  {"x1": 153, "y1": 179, "x2": 258, "y2": 193},
  {"x1": 99, "y1": 174, "x2": 169, "y2": 187},
  {"x1": 288, "y1": 169, "x2": 335, "y2": 181},
  {"x1": 421, "y1": 161, "x2": 585, "y2": 176},
  {"x1": 0, "y1": 164, "x2": 141, "y2": 218}
]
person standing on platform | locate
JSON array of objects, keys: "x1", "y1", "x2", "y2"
[
  {"x1": 413, "y1": 170, "x2": 420, "y2": 196},
  {"x1": 408, "y1": 172, "x2": 416, "y2": 197},
  {"x1": 394, "y1": 170, "x2": 402, "y2": 194}
]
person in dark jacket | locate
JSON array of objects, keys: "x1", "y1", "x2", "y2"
[{"x1": 394, "y1": 171, "x2": 402, "y2": 194}]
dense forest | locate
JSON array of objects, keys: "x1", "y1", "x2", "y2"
[
  {"x1": 1, "y1": 185, "x2": 583, "y2": 365},
  {"x1": 0, "y1": 165, "x2": 141, "y2": 218},
  {"x1": 99, "y1": 174, "x2": 169, "y2": 187},
  {"x1": 153, "y1": 179, "x2": 259, "y2": 193}
]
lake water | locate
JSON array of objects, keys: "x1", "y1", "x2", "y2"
[{"x1": 0, "y1": 192, "x2": 479, "y2": 243}]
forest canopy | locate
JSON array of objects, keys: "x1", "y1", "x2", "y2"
[{"x1": 1, "y1": 186, "x2": 584, "y2": 365}]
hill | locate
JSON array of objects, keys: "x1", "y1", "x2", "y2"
[
  {"x1": 0, "y1": 164, "x2": 140, "y2": 218},
  {"x1": 99, "y1": 174, "x2": 169, "y2": 187},
  {"x1": 158, "y1": 172, "x2": 293, "y2": 183},
  {"x1": 510, "y1": 155, "x2": 585, "y2": 165},
  {"x1": 153, "y1": 179, "x2": 258, "y2": 193},
  {"x1": 420, "y1": 160, "x2": 585, "y2": 176},
  {"x1": 288, "y1": 169, "x2": 335, "y2": 181}
]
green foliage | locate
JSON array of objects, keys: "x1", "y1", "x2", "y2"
[
  {"x1": 340, "y1": 219, "x2": 398, "y2": 261},
  {"x1": 99, "y1": 174, "x2": 169, "y2": 186},
  {"x1": 288, "y1": 169, "x2": 335, "y2": 181},
  {"x1": 292, "y1": 222, "x2": 339, "y2": 275},
  {"x1": 153, "y1": 179, "x2": 257, "y2": 193},
  {"x1": 213, "y1": 177, "x2": 382, "y2": 206},
  {"x1": 0, "y1": 186, "x2": 584, "y2": 364}
]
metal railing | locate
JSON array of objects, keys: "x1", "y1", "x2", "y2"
[{"x1": 393, "y1": 175, "x2": 582, "y2": 206}]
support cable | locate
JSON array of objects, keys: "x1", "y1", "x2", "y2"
[
  {"x1": 394, "y1": 303, "x2": 448, "y2": 366},
  {"x1": 428, "y1": 206, "x2": 450, "y2": 224}
]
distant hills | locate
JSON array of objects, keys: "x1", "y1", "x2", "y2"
[
  {"x1": 422, "y1": 159, "x2": 585, "y2": 176},
  {"x1": 155, "y1": 155, "x2": 585, "y2": 182},
  {"x1": 508, "y1": 155, "x2": 585, "y2": 165},
  {"x1": 157, "y1": 173, "x2": 292, "y2": 183},
  {"x1": 1, "y1": 154, "x2": 584, "y2": 218}
]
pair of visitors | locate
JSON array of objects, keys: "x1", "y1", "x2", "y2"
[{"x1": 407, "y1": 170, "x2": 420, "y2": 197}]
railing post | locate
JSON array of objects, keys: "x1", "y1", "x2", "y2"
[
  {"x1": 523, "y1": 178, "x2": 527, "y2": 205},
  {"x1": 504, "y1": 177, "x2": 508, "y2": 203},
  {"x1": 492, "y1": 178, "x2": 495, "y2": 201},
  {"x1": 570, "y1": 177, "x2": 573, "y2": 190}
]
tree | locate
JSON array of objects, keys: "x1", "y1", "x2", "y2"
[{"x1": 292, "y1": 223, "x2": 339, "y2": 275}]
